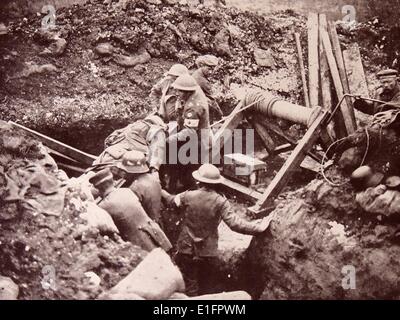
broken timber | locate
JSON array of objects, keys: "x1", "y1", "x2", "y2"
[
  {"x1": 318, "y1": 14, "x2": 341, "y2": 142},
  {"x1": 294, "y1": 32, "x2": 310, "y2": 108},
  {"x1": 8, "y1": 121, "x2": 97, "y2": 166},
  {"x1": 246, "y1": 116, "x2": 276, "y2": 155},
  {"x1": 328, "y1": 21, "x2": 357, "y2": 129},
  {"x1": 307, "y1": 12, "x2": 320, "y2": 107},
  {"x1": 249, "y1": 109, "x2": 330, "y2": 214},
  {"x1": 343, "y1": 43, "x2": 370, "y2": 99},
  {"x1": 321, "y1": 29, "x2": 356, "y2": 135}
]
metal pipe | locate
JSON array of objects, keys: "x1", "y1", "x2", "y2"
[{"x1": 244, "y1": 90, "x2": 320, "y2": 127}]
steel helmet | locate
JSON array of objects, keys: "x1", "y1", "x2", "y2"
[
  {"x1": 117, "y1": 150, "x2": 149, "y2": 174},
  {"x1": 171, "y1": 74, "x2": 199, "y2": 91},
  {"x1": 350, "y1": 166, "x2": 384, "y2": 190},
  {"x1": 167, "y1": 64, "x2": 189, "y2": 77},
  {"x1": 192, "y1": 164, "x2": 224, "y2": 184}
]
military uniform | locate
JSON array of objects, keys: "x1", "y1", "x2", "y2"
[
  {"x1": 93, "y1": 119, "x2": 166, "y2": 171},
  {"x1": 129, "y1": 173, "x2": 162, "y2": 223},
  {"x1": 354, "y1": 69, "x2": 400, "y2": 115},
  {"x1": 192, "y1": 68, "x2": 223, "y2": 119},
  {"x1": 99, "y1": 187, "x2": 159, "y2": 251},
  {"x1": 355, "y1": 83, "x2": 400, "y2": 115},
  {"x1": 164, "y1": 187, "x2": 265, "y2": 295}
]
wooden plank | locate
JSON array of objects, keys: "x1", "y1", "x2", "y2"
[
  {"x1": 294, "y1": 32, "x2": 310, "y2": 108},
  {"x1": 319, "y1": 15, "x2": 347, "y2": 140},
  {"x1": 321, "y1": 29, "x2": 357, "y2": 135},
  {"x1": 307, "y1": 12, "x2": 320, "y2": 107},
  {"x1": 8, "y1": 121, "x2": 97, "y2": 165},
  {"x1": 328, "y1": 21, "x2": 357, "y2": 129},
  {"x1": 220, "y1": 177, "x2": 263, "y2": 202},
  {"x1": 211, "y1": 100, "x2": 244, "y2": 164},
  {"x1": 319, "y1": 14, "x2": 332, "y2": 111},
  {"x1": 246, "y1": 117, "x2": 276, "y2": 154},
  {"x1": 318, "y1": 15, "x2": 336, "y2": 144},
  {"x1": 249, "y1": 110, "x2": 330, "y2": 214},
  {"x1": 343, "y1": 43, "x2": 370, "y2": 98}
]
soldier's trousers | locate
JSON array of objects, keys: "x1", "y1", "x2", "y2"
[{"x1": 175, "y1": 253, "x2": 216, "y2": 297}]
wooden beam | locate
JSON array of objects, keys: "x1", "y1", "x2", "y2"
[
  {"x1": 319, "y1": 14, "x2": 332, "y2": 112},
  {"x1": 294, "y1": 32, "x2": 310, "y2": 108},
  {"x1": 249, "y1": 110, "x2": 330, "y2": 214},
  {"x1": 307, "y1": 12, "x2": 320, "y2": 107},
  {"x1": 319, "y1": 15, "x2": 346, "y2": 140},
  {"x1": 246, "y1": 117, "x2": 276, "y2": 154},
  {"x1": 343, "y1": 43, "x2": 370, "y2": 99},
  {"x1": 211, "y1": 100, "x2": 244, "y2": 164},
  {"x1": 328, "y1": 21, "x2": 357, "y2": 129},
  {"x1": 318, "y1": 14, "x2": 336, "y2": 145},
  {"x1": 8, "y1": 121, "x2": 97, "y2": 166},
  {"x1": 220, "y1": 177, "x2": 263, "y2": 202},
  {"x1": 321, "y1": 29, "x2": 356, "y2": 135}
]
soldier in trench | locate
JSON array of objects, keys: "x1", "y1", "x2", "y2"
[
  {"x1": 111, "y1": 150, "x2": 163, "y2": 224},
  {"x1": 161, "y1": 163, "x2": 273, "y2": 296},
  {"x1": 192, "y1": 55, "x2": 224, "y2": 121},
  {"x1": 89, "y1": 168, "x2": 172, "y2": 252},
  {"x1": 149, "y1": 64, "x2": 189, "y2": 123},
  {"x1": 354, "y1": 69, "x2": 400, "y2": 115}
]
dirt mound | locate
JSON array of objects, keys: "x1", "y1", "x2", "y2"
[
  {"x1": 0, "y1": 0, "x2": 305, "y2": 154},
  {"x1": 0, "y1": 123, "x2": 146, "y2": 299},
  {"x1": 240, "y1": 173, "x2": 400, "y2": 300}
]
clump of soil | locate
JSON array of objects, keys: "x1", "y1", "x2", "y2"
[{"x1": 0, "y1": 123, "x2": 146, "y2": 299}]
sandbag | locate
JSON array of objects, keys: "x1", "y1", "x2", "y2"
[
  {"x1": 188, "y1": 291, "x2": 252, "y2": 300},
  {"x1": 0, "y1": 276, "x2": 19, "y2": 300},
  {"x1": 80, "y1": 202, "x2": 119, "y2": 234},
  {"x1": 356, "y1": 185, "x2": 400, "y2": 217},
  {"x1": 101, "y1": 248, "x2": 185, "y2": 300}
]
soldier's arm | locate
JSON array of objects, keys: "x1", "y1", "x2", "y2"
[
  {"x1": 353, "y1": 98, "x2": 375, "y2": 115},
  {"x1": 166, "y1": 127, "x2": 197, "y2": 143},
  {"x1": 220, "y1": 199, "x2": 266, "y2": 235},
  {"x1": 161, "y1": 190, "x2": 185, "y2": 208},
  {"x1": 147, "y1": 129, "x2": 166, "y2": 171}
]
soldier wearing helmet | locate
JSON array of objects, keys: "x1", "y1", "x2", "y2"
[
  {"x1": 192, "y1": 55, "x2": 224, "y2": 120},
  {"x1": 161, "y1": 164, "x2": 273, "y2": 296},
  {"x1": 354, "y1": 69, "x2": 400, "y2": 115},
  {"x1": 150, "y1": 64, "x2": 189, "y2": 122},
  {"x1": 171, "y1": 74, "x2": 210, "y2": 132},
  {"x1": 92, "y1": 114, "x2": 167, "y2": 175},
  {"x1": 89, "y1": 168, "x2": 172, "y2": 252},
  {"x1": 111, "y1": 150, "x2": 163, "y2": 224}
]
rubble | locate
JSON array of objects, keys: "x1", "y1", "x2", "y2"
[
  {"x1": 0, "y1": 124, "x2": 147, "y2": 299},
  {"x1": 1, "y1": 0, "x2": 400, "y2": 301}
]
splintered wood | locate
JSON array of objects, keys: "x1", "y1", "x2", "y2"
[{"x1": 343, "y1": 43, "x2": 370, "y2": 99}]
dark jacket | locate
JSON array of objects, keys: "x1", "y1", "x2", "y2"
[
  {"x1": 99, "y1": 188, "x2": 172, "y2": 251},
  {"x1": 129, "y1": 173, "x2": 162, "y2": 223},
  {"x1": 354, "y1": 83, "x2": 400, "y2": 115},
  {"x1": 192, "y1": 68, "x2": 213, "y2": 99},
  {"x1": 93, "y1": 120, "x2": 166, "y2": 170},
  {"x1": 165, "y1": 187, "x2": 264, "y2": 257}
]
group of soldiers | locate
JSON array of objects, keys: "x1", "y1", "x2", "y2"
[{"x1": 86, "y1": 56, "x2": 272, "y2": 296}]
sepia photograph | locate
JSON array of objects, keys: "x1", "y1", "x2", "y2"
[{"x1": 0, "y1": 0, "x2": 400, "y2": 308}]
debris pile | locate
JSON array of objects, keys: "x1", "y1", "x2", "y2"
[
  {"x1": 244, "y1": 176, "x2": 400, "y2": 299},
  {"x1": 0, "y1": 122, "x2": 146, "y2": 299},
  {"x1": 0, "y1": 0, "x2": 305, "y2": 154}
]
